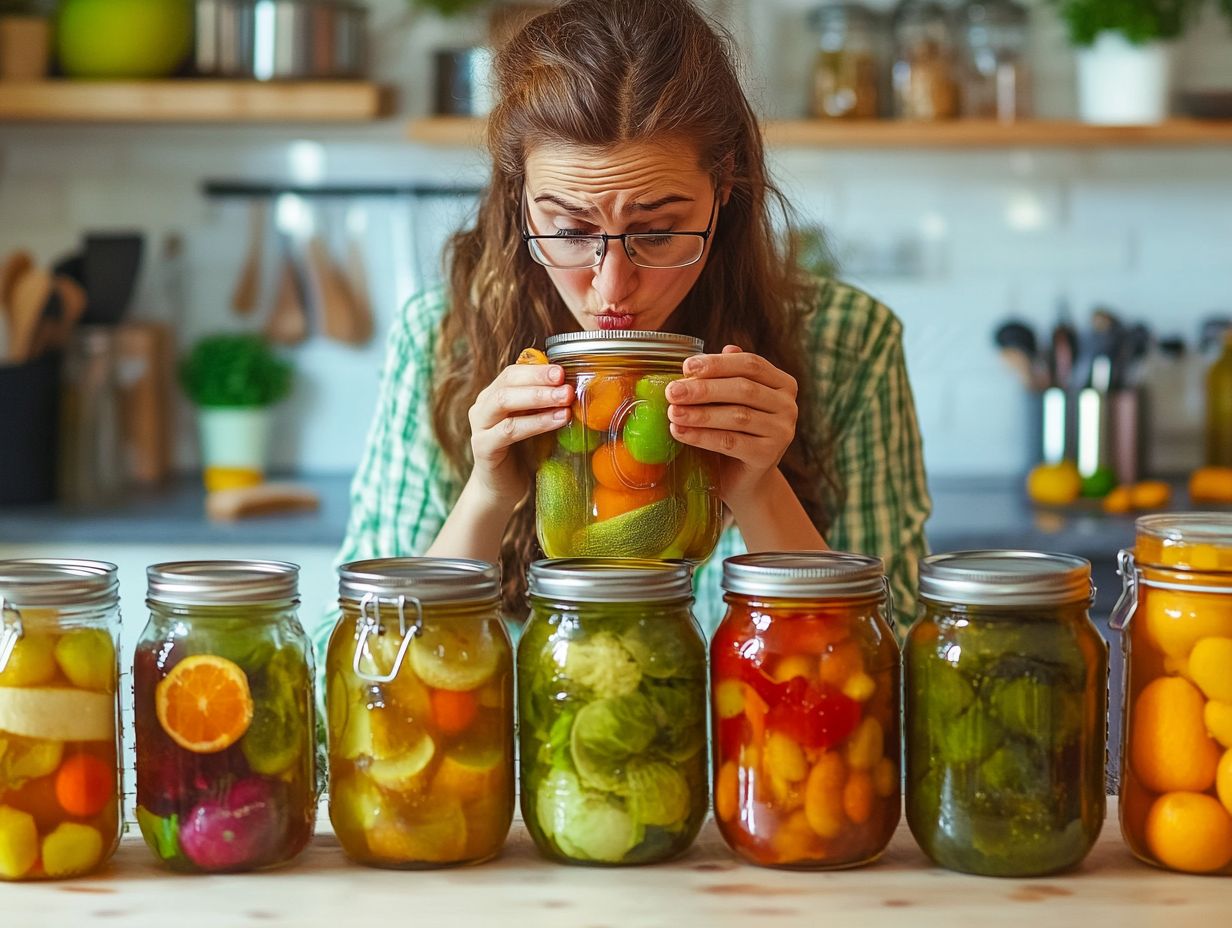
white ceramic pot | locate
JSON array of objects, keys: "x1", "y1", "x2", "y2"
[
  {"x1": 197, "y1": 405, "x2": 271, "y2": 491},
  {"x1": 1076, "y1": 32, "x2": 1173, "y2": 125}
]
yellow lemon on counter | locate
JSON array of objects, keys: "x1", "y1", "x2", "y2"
[
  {"x1": 1219, "y1": 750, "x2": 1232, "y2": 816},
  {"x1": 1189, "y1": 466, "x2": 1232, "y2": 505},
  {"x1": 1190, "y1": 638, "x2": 1232, "y2": 703},
  {"x1": 1132, "y1": 676, "x2": 1220, "y2": 793},
  {"x1": 1143, "y1": 588, "x2": 1232, "y2": 659},
  {"x1": 1129, "y1": 480, "x2": 1172, "y2": 510},
  {"x1": 1026, "y1": 461, "x2": 1082, "y2": 506},
  {"x1": 1145, "y1": 791, "x2": 1232, "y2": 873},
  {"x1": 1102, "y1": 485, "x2": 1134, "y2": 514},
  {"x1": 1207, "y1": 702, "x2": 1232, "y2": 749}
]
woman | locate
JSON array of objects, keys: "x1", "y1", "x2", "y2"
[{"x1": 329, "y1": 0, "x2": 930, "y2": 643}]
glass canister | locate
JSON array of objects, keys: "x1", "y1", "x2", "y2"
[
  {"x1": 958, "y1": 0, "x2": 1030, "y2": 121},
  {"x1": 0, "y1": 560, "x2": 121, "y2": 881},
  {"x1": 519, "y1": 558, "x2": 708, "y2": 865},
  {"x1": 905, "y1": 550, "x2": 1107, "y2": 877},
  {"x1": 326, "y1": 558, "x2": 514, "y2": 868},
  {"x1": 536, "y1": 330, "x2": 722, "y2": 562},
  {"x1": 1112, "y1": 514, "x2": 1232, "y2": 875},
  {"x1": 711, "y1": 552, "x2": 900, "y2": 869},
  {"x1": 133, "y1": 560, "x2": 316, "y2": 873},
  {"x1": 891, "y1": 0, "x2": 960, "y2": 120},
  {"x1": 808, "y1": 2, "x2": 883, "y2": 120}
]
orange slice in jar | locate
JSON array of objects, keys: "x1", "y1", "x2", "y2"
[{"x1": 155, "y1": 655, "x2": 254, "y2": 754}]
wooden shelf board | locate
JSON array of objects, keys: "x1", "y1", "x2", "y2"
[
  {"x1": 0, "y1": 80, "x2": 394, "y2": 123},
  {"x1": 407, "y1": 116, "x2": 1232, "y2": 149}
]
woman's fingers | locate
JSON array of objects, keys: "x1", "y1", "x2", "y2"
[
  {"x1": 679, "y1": 349, "x2": 798, "y2": 396},
  {"x1": 472, "y1": 407, "x2": 569, "y2": 460},
  {"x1": 669, "y1": 422, "x2": 783, "y2": 460},
  {"x1": 471, "y1": 364, "x2": 572, "y2": 431},
  {"x1": 666, "y1": 375, "x2": 788, "y2": 414},
  {"x1": 667, "y1": 401, "x2": 794, "y2": 438}
]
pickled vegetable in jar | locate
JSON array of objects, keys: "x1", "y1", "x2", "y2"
[
  {"x1": 326, "y1": 558, "x2": 513, "y2": 868},
  {"x1": 905, "y1": 551, "x2": 1107, "y2": 877},
  {"x1": 537, "y1": 331, "x2": 722, "y2": 562},
  {"x1": 134, "y1": 561, "x2": 316, "y2": 873},
  {"x1": 711, "y1": 552, "x2": 900, "y2": 869},
  {"x1": 1113, "y1": 514, "x2": 1232, "y2": 875},
  {"x1": 519, "y1": 559, "x2": 708, "y2": 865},
  {"x1": 0, "y1": 559, "x2": 121, "y2": 881}
]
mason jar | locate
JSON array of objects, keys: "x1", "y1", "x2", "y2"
[
  {"x1": 891, "y1": 0, "x2": 960, "y2": 119},
  {"x1": 0, "y1": 559, "x2": 121, "y2": 881},
  {"x1": 133, "y1": 561, "x2": 316, "y2": 873},
  {"x1": 326, "y1": 558, "x2": 514, "y2": 868},
  {"x1": 905, "y1": 550, "x2": 1107, "y2": 876},
  {"x1": 808, "y1": 2, "x2": 884, "y2": 119},
  {"x1": 519, "y1": 558, "x2": 708, "y2": 865},
  {"x1": 712, "y1": 552, "x2": 900, "y2": 869},
  {"x1": 536, "y1": 330, "x2": 722, "y2": 562},
  {"x1": 1112, "y1": 514, "x2": 1232, "y2": 875}
]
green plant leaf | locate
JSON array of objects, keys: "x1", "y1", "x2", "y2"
[{"x1": 179, "y1": 333, "x2": 294, "y2": 407}]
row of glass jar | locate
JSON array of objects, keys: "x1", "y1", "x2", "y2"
[
  {"x1": 1, "y1": 512, "x2": 1230, "y2": 879},
  {"x1": 808, "y1": 0, "x2": 1030, "y2": 122}
]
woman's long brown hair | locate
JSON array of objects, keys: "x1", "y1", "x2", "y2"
[{"x1": 432, "y1": 0, "x2": 840, "y2": 615}]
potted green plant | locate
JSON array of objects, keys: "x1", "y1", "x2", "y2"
[
  {"x1": 1049, "y1": 0, "x2": 1232, "y2": 123},
  {"x1": 179, "y1": 333, "x2": 293, "y2": 493},
  {"x1": 0, "y1": 0, "x2": 53, "y2": 81}
]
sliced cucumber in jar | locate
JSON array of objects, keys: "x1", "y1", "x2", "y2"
[{"x1": 408, "y1": 621, "x2": 500, "y2": 692}]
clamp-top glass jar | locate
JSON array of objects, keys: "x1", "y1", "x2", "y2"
[
  {"x1": 134, "y1": 561, "x2": 316, "y2": 873},
  {"x1": 536, "y1": 330, "x2": 722, "y2": 562},
  {"x1": 519, "y1": 559, "x2": 708, "y2": 865},
  {"x1": 712, "y1": 552, "x2": 900, "y2": 869},
  {"x1": 0, "y1": 559, "x2": 121, "y2": 881},
  {"x1": 905, "y1": 551, "x2": 1107, "y2": 876},
  {"x1": 808, "y1": 2, "x2": 884, "y2": 120},
  {"x1": 326, "y1": 558, "x2": 514, "y2": 868},
  {"x1": 1112, "y1": 514, "x2": 1232, "y2": 874}
]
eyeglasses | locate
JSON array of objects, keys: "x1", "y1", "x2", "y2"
[{"x1": 520, "y1": 189, "x2": 718, "y2": 270}]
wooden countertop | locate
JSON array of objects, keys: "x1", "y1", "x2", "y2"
[{"x1": 3, "y1": 800, "x2": 1225, "y2": 927}]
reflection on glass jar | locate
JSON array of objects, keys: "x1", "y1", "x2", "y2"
[
  {"x1": 134, "y1": 561, "x2": 316, "y2": 873},
  {"x1": 891, "y1": 0, "x2": 959, "y2": 120},
  {"x1": 519, "y1": 559, "x2": 708, "y2": 865},
  {"x1": 536, "y1": 331, "x2": 722, "y2": 562},
  {"x1": 808, "y1": 2, "x2": 884, "y2": 120},
  {"x1": 958, "y1": 0, "x2": 1030, "y2": 121},
  {"x1": 905, "y1": 551, "x2": 1107, "y2": 877},
  {"x1": 711, "y1": 552, "x2": 900, "y2": 869},
  {"x1": 1113, "y1": 514, "x2": 1232, "y2": 875},
  {"x1": 0, "y1": 560, "x2": 121, "y2": 881},
  {"x1": 326, "y1": 558, "x2": 514, "y2": 869}
]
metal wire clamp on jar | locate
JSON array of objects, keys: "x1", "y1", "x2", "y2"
[
  {"x1": 326, "y1": 557, "x2": 514, "y2": 868},
  {"x1": 1111, "y1": 514, "x2": 1232, "y2": 875},
  {"x1": 711, "y1": 551, "x2": 901, "y2": 869},
  {"x1": 0, "y1": 559, "x2": 121, "y2": 881},
  {"x1": 905, "y1": 550, "x2": 1108, "y2": 877}
]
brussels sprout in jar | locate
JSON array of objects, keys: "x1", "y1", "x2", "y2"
[
  {"x1": 904, "y1": 551, "x2": 1107, "y2": 877},
  {"x1": 535, "y1": 331, "x2": 722, "y2": 562},
  {"x1": 519, "y1": 559, "x2": 707, "y2": 865}
]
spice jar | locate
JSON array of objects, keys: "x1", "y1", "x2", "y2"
[
  {"x1": 1112, "y1": 514, "x2": 1232, "y2": 875},
  {"x1": 133, "y1": 560, "x2": 316, "y2": 873},
  {"x1": 711, "y1": 552, "x2": 900, "y2": 869},
  {"x1": 519, "y1": 558, "x2": 708, "y2": 865},
  {"x1": 808, "y1": 2, "x2": 883, "y2": 120},
  {"x1": 537, "y1": 331, "x2": 722, "y2": 562},
  {"x1": 0, "y1": 559, "x2": 121, "y2": 881},
  {"x1": 905, "y1": 550, "x2": 1107, "y2": 877},
  {"x1": 326, "y1": 558, "x2": 514, "y2": 868},
  {"x1": 891, "y1": 0, "x2": 959, "y2": 120},
  {"x1": 958, "y1": 0, "x2": 1030, "y2": 121}
]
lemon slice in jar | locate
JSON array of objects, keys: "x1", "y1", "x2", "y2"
[{"x1": 408, "y1": 622, "x2": 500, "y2": 692}]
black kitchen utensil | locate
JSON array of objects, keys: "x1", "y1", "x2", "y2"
[
  {"x1": 993, "y1": 319, "x2": 1041, "y2": 390},
  {"x1": 1049, "y1": 320, "x2": 1078, "y2": 390},
  {"x1": 0, "y1": 351, "x2": 61, "y2": 505},
  {"x1": 80, "y1": 233, "x2": 144, "y2": 326}
]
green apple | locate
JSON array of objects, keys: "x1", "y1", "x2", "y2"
[{"x1": 57, "y1": 0, "x2": 192, "y2": 79}]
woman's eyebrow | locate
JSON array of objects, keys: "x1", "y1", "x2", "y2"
[
  {"x1": 532, "y1": 194, "x2": 696, "y2": 214},
  {"x1": 630, "y1": 195, "x2": 694, "y2": 211}
]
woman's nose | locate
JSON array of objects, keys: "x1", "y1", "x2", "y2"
[{"x1": 591, "y1": 241, "x2": 638, "y2": 305}]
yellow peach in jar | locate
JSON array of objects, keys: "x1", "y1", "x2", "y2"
[
  {"x1": 765, "y1": 730, "x2": 808, "y2": 782},
  {"x1": 1145, "y1": 791, "x2": 1232, "y2": 874},
  {"x1": 845, "y1": 717, "x2": 885, "y2": 771},
  {"x1": 842, "y1": 672, "x2": 876, "y2": 703},
  {"x1": 1189, "y1": 637, "x2": 1232, "y2": 703},
  {"x1": 819, "y1": 640, "x2": 864, "y2": 689},
  {"x1": 804, "y1": 752, "x2": 846, "y2": 839},
  {"x1": 1143, "y1": 588, "x2": 1232, "y2": 659},
  {"x1": 1132, "y1": 677, "x2": 1220, "y2": 793},
  {"x1": 772, "y1": 654, "x2": 815, "y2": 684},
  {"x1": 843, "y1": 771, "x2": 875, "y2": 824},
  {"x1": 1207, "y1": 701, "x2": 1232, "y2": 749},
  {"x1": 1220, "y1": 750, "x2": 1232, "y2": 816}
]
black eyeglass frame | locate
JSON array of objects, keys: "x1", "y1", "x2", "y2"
[{"x1": 519, "y1": 188, "x2": 720, "y2": 270}]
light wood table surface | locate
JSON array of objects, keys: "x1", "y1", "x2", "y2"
[{"x1": 2, "y1": 799, "x2": 1225, "y2": 928}]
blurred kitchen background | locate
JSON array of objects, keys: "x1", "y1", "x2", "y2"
[{"x1": 1, "y1": 0, "x2": 1231, "y2": 650}]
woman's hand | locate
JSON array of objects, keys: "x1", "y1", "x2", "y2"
[
  {"x1": 665, "y1": 345, "x2": 799, "y2": 507},
  {"x1": 467, "y1": 362, "x2": 573, "y2": 505}
]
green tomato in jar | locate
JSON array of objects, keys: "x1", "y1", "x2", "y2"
[
  {"x1": 557, "y1": 417, "x2": 602, "y2": 455},
  {"x1": 623, "y1": 376, "x2": 680, "y2": 465}
]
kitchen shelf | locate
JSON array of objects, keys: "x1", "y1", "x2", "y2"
[
  {"x1": 407, "y1": 115, "x2": 1232, "y2": 148},
  {"x1": 0, "y1": 80, "x2": 394, "y2": 123}
]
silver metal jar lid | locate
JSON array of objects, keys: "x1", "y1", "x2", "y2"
[
  {"x1": 0, "y1": 559, "x2": 118, "y2": 609},
  {"x1": 338, "y1": 557, "x2": 500, "y2": 605},
  {"x1": 528, "y1": 558, "x2": 693, "y2": 603},
  {"x1": 545, "y1": 330, "x2": 703, "y2": 362},
  {"x1": 147, "y1": 560, "x2": 299, "y2": 606},
  {"x1": 722, "y1": 551, "x2": 885, "y2": 599},
  {"x1": 919, "y1": 550, "x2": 1092, "y2": 607},
  {"x1": 1135, "y1": 512, "x2": 1232, "y2": 549}
]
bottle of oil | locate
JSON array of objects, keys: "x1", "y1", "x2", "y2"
[{"x1": 1208, "y1": 329, "x2": 1232, "y2": 466}]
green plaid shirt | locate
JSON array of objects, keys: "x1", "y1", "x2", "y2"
[{"x1": 319, "y1": 279, "x2": 931, "y2": 657}]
